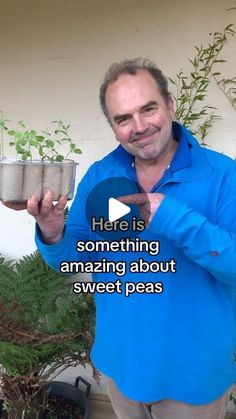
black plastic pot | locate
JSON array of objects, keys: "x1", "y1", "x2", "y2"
[
  {"x1": 0, "y1": 376, "x2": 91, "y2": 418},
  {"x1": 44, "y1": 376, "x2": 91, "y2": 419}
]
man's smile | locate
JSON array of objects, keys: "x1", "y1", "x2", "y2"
[{"x1": 131, "y1": 128, "x2": 160, "y2": 146}]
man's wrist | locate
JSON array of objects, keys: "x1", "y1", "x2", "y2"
[{"x1": 38, "y1": 227, "x2": 64, "y2": 245}]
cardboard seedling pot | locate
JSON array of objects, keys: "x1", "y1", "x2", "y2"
[{"x1": 0, "y1": 158, "x2": 77, "y2": 202}]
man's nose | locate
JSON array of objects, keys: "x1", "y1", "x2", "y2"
[{"x1": 132, "y1": 114, "x2": 148, "y2": 134}]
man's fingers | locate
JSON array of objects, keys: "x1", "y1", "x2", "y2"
[
  {"x1": 27, "y1": 195, "x2": 40, "y2": 216},
  {"x1": 27, "y1": 190, "x2": 54, "y2": 216},
  {"x1": 40, "y1": 190, "x2": 55, "y2": 215},
  {"x1": 54, "y1": 195, "x2": 68, "y2": 215},
  {"x1": 117, "y1": 193, "x2": 164, "y2": 226},
  {"x1": 118, "y1": 193, "x2": 150, "y2": 206}
]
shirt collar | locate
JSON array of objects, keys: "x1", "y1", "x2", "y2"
[{"x1": 169, "y1": 121, "x2": 192, "y2": 172}]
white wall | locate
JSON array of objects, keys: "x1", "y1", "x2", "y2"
[
  {"x1": 0, "y1": 0, "x2": 235, "y2": 393},
  {"x1": 0, "y1": 0, "x2": 235, "y2": 257},
  {"x1": 0, "y1": 0, "x2": 235, "y2": 258}
]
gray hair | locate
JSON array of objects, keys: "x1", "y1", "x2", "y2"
[{"x1": 99, "y1": 58, "x2": 171, "y2": 122}]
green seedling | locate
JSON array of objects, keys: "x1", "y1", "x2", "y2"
[{"x1": 0, "y1": 117, "x2": 82, "y2": 162}]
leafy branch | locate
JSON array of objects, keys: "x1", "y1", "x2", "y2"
[
  {"x1": 215, "y1": 75, "x2": 236, "y2": 108},
  {"x1": 169, "y1": 24, "x2": 235, "y2": 144}
]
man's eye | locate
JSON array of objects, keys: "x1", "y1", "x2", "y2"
[
  {"x1": 144, "y1": 107, "x2": 154, "y2": 113},
  {"x1": 118, "y1": 116, "x2": 129, "y2": 125}
]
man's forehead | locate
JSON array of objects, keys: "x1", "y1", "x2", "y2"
[
  {"x1": 105, "y1": 70, "x2": 162, "y2": 113},
  {"x1": 106, "y1": 70, "x2": 162, "y2": 103}
]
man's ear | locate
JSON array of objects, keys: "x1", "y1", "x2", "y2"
[{"x1": 168, "y1": 96, "x2": 175, "y2": 120}]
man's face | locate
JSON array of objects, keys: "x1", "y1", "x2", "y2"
[{"x1": 105, "y1": 69, "x2": 175, "y2": 164}]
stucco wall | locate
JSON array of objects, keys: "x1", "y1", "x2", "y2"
[{"x1": 0, "y1": 0, "x2": 235, "y2": 393}]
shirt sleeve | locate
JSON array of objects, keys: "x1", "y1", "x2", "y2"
[{"x1": 149, "y1": 184, "x2": 236, "y2": 286}]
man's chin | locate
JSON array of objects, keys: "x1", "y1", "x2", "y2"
[
  {"x1": 135, "y1": 149, "x2": 161, "y2": 163},
  {"x1": 120, "y1": 144, "x2": 160, "y2": 161}
]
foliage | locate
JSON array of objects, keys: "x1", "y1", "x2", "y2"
[
  {"x1": 0, "y1": 114, "x2": 82, "y2": 161},
  {"x1": 216, "y1": 75, "x2": 236, "y2": 109},
  {"x1": 0, "y1": 251, "x2": 96, "y2": 416},
  {"x1": 169, "y1": 24, "x2": 236, "y2": 144}
]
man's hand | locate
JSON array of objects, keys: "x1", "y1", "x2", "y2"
[
  {"x1": 118, "y1": 192, "x2": 165, "y2": 225},
  {"x1": 2, "y1": 190, "x2": 68, "y2": 244}
]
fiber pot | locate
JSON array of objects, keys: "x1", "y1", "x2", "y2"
[{"x1": 0, "y1": 158, "x2": 77, "y2": 202}]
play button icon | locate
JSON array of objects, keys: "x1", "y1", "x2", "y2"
[
  {"x1": 85, "y1": 176, "x2": 150, "y2": 240},
  {"x1": 108, "y1": 197, "x2": 131, "y2": 222}
]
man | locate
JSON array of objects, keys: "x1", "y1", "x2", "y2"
[{"x1": 4, "y1": 58, "x2": 236, "y2": 418}]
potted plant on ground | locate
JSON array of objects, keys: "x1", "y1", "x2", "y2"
[
  {"x1": 0, "y1": 251, "x2": 96, "y2": 418},
  {"x1": 0, "y1": 114, "x2": 82, "y2": 202}
]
